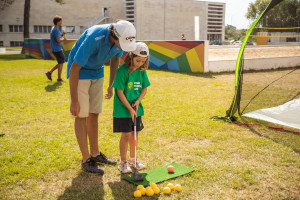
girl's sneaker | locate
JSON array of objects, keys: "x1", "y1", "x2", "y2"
[
  {"x1": 128, "y1": 159, "x2": 145, "y2": 170},
  {"x1": 118, "y1": 161, "x2": 132, "y2": 173}
]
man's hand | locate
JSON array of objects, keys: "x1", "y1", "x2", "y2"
[
  {"x1": 70, "y1": 101, "x2": 80, "y2": 117},
  {"x1": 105, "y1": 86, "x2": 113, "y2": 99}
]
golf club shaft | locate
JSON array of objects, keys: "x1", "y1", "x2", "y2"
[{"x1": 133, "y1": 101, "x2": 137, "y2": 169}]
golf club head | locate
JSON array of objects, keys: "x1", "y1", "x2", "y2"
[{"x1": 132, "y1": 168, "x2": 144, "y2": 181}]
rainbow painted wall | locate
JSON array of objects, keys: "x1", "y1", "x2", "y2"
[{"x1": 24, "y1": 39, "x2": 208, "y2": 73}]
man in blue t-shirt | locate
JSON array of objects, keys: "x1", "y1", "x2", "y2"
[
  {"x1": 45, "y1": 15, "x2": 66, "y2": 82},
  {"x1": 68, "y1": 20, "x2": 136, "y2": 174}
]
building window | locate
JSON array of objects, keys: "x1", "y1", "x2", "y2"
[
  {"x1": 66, "y1": 26, "x2": 75, "y2": 33},
  {"x1": 34, "y1": 25, "x2": 52, "y2": 33},
  {"x1": 80, "y1": 26, "x2": 85, "y2": 34},
  {"x1": 10, "y1": 41, "x2": 24, "y2": 47},
  {"x1": 0, "y1": 41, "x2": 3, "y2": 47},
  {"x1": 9, "y1": 25, "x2": 23, "y2": 32},
  {"x1": 0, "y1": 25, "x2": 2, "y2": 32}
]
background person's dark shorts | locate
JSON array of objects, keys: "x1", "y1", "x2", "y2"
[
  {"x1": 113, "y1": 117, "x2": 144, "y2": 133},
  {"x1": 52, "y1": 51, "x2": 65, "y2": 64}
]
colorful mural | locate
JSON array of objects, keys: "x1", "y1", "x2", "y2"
[
  {"x1": 24, "y1": 39, "x2": 76, "y2": 61},
  {"x1": 25, "y1": 39, "x2": 207, "y2": 73}
]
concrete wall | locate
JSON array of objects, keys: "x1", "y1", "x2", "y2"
[
  {"x1": 207, "y1": 57, "x2": 300, "y2": 73},
  {"x1": 0, "y1": 0, "x2": 225, "y2": 47},
  {"x1": 0, "y1": 0, "x2": 124, "y2": 46},
  {"x1": 135, "y1": 0, "x2": 214, "y2": 41}
]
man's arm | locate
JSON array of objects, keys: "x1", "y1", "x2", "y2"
[
  {"x1": 105, "y1": 56, "x2": 120, "y2": 99},
  {"x1": 69, "y1": 61, "x2": 82, "y2": 116},
  {"x1": 56, "y1": 36, "x2": 65, "y2": 43}
]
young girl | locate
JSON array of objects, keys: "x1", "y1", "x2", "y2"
[{"x1": 112, "y1": 42, "x2": 150, "y2": 173}]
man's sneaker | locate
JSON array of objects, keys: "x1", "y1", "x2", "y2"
[
  {"x1": 57, "y1": 78, "x2": 66, "y2": 82},
  {"x1": 91, "y1": 152, "x2": 117, "y2": 165},
  {"x1": 81, "y1": 158, "x2": 104, "y2": 175},
  {"x1": 45, "y1": 72, "x2": 52, "y2": 81},
  {"x1": 128, "y1": 159, "x2": 145, "y2": 170},
  {"x1": 118, "y1": 161, "x2": 132, "y2": 173}
]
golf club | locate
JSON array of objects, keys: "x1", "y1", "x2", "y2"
[{"x1": 131, "y1": 100, "x2": 144, "y2": 181}]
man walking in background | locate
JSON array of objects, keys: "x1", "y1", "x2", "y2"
[{"x1": 46, "y1": 15, "x2": 66, "y2": 82}]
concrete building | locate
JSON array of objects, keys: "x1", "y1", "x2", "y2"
[{"x1": 0, "y1": 0, "x2": 225, "y2": 47}]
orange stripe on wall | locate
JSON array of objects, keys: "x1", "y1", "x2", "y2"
[{"x1": 194, "y1": 43, "x2": 204, "y2": 68}]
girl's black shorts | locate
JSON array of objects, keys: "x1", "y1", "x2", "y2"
[{"x1": 113, "y1": 117, "x2": 144, "y2": 133}]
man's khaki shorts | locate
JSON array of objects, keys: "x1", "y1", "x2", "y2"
[{"x1": 71, "y1": 78, "x2": 104, "y2": 118}]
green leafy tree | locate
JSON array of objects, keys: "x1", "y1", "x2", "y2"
[
  {"x1": 225, "y1": 25, "x2": 247, "y2": 40},
  {"x1": 246, "y1": 0, "x2": 300, "y2": 28}
]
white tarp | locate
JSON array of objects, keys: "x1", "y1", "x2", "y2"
[{"x1": 243, "y1": 98, "x2": 300, "y2": 130}]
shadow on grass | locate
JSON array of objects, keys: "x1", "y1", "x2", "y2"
[
  {"x1": 107, "y1": 174, "x2": 160, "y2": 200},
  {"x1": 57, "y1": 171, "x2": 104, "y2": 200},
  {"x1": 239, "y1": 117, "x2": 300, "y2": 153},
  {"x1": 45, "y1": 82, "x2": 62, "y2": 92},
  {"x1": 0, "y1": 54, "x2": 27, "y2": 60}
]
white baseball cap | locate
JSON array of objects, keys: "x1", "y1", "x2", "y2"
[
  {"x1": 132, "y1": 42, "x2": 149, "y2": 57},
  {"x1": 114, "y1": 20, "x2": 136, "y2": 52}
]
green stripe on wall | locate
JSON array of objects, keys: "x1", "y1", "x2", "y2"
[
  {"x1": 149, "y1": 49, "x2": 172, "y2": 63},
  {"x1": 177, "y1": 53, "x2": 191, "y2": 73}
]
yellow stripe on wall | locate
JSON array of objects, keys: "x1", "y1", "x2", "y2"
[
  {"x1": 62, "y1": 41, "x2": 76, "y2": 50},
  {"x1": 148, "y1": 43, "x2": 181, "y2": 59},
  {"x1": 186, "y1": 48, "x2": 203, "y2": 72}
]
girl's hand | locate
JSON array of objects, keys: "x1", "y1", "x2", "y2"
[
  {"x1": 129, "y1": 108, "x2": 137, "y2": 122},
  {"x1": 132, "y1": 100, "x2": 140, "y2": 113}
]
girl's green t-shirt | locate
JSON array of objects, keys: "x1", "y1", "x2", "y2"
[{"x1": 112, "y1": 63, "x2": 151, "y2": 118}]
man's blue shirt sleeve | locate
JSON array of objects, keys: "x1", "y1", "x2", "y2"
[
  {"x1": 115, "y1": 49, "x2": 123, "y2": 58},
  {"x1": 54, "y1": 28, "x2": 61, "y2": 38}
]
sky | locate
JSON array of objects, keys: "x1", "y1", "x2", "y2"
[{"x1": 197, "y1": 0, "x2": 256, "y2": 29}]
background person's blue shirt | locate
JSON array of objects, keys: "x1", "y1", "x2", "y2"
[
  {"x1": 67, "y1": 24, "x2": 123, "y2": 80},
  {"x1": 50, "y1": 26, "x2": 62, "y2": 52}
]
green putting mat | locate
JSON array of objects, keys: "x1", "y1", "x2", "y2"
[{"x1": 124, "y1": 162, "x2": 194, "y2": 186}]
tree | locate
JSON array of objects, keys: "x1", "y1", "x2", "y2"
[
  {"x1": 225, "y1": 25, "x2": 247, "y2": 41},
  {"x1": 246, "y1": 0, "x2": 300, "y2": 28},
  {"x1": 21, "y1": 0, "x2": 65, "y2": 53},
  {"x1": 21, "y1": 0, "x2": 30, "y2": 54}
]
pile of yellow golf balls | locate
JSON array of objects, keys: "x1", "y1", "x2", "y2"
[{"x1": 133, "y1": 183, "x2": 182, "y2": 198}]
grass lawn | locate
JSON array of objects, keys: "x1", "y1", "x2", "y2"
[{"x1": 0, "y1": 54, "x2": 299, "y2": 200}]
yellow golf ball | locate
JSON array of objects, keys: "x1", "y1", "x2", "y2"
[
  {"x1": 134, "y1": 190, "x2": 142, "y2": 198},
  {"x1": 136, "y1": 185, "x2": 144, "y2": 190},
  {"x1": 139, "y1": 187, "x2": 146, "y2": 196},
  {"x1": 163, "y1": 186, "x2": 171, "y2": 194},
  {"x1": 167, "y1": 183, "x2": 174, "y2": 190},
  {"x1": 153, "y1": 186, "x2": 160, "y2": 194},
  {"x1": 150, "y1": 183, "x2": 157, "y2": 189},
  {"x1": 145, "y1": 187, "x2": 154, "y2": 196},
  {"x1": 174, "y1": 184, "x2": 182, "y2": 192}
]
